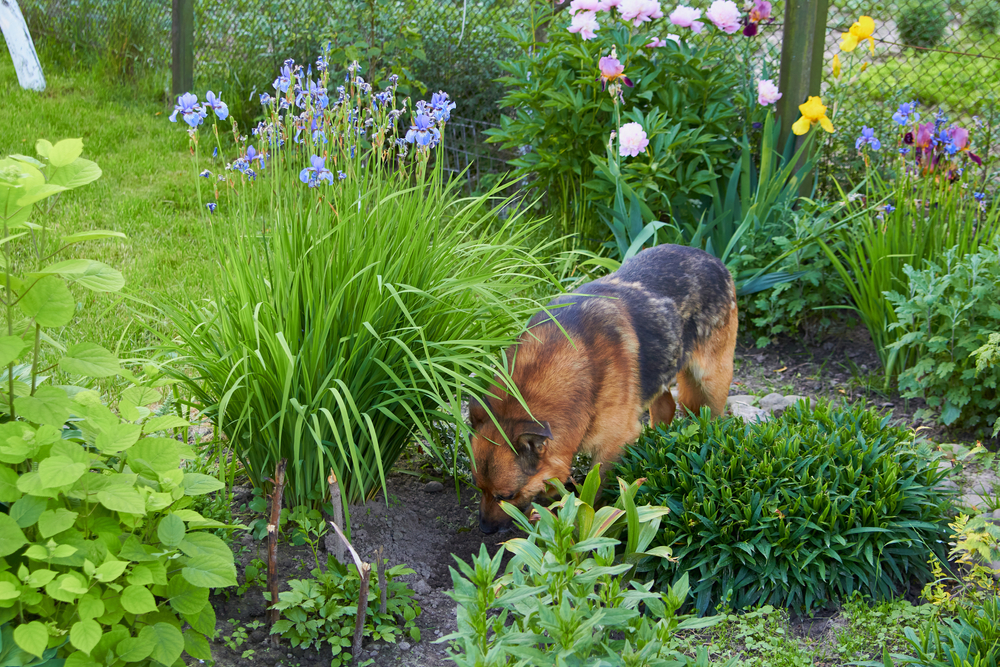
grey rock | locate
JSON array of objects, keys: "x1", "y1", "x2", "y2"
[
  {"x1": 423, "y1": 481, "x2": 445, "y2": 493},
  {"x1": 729, "y1": 401, "x2": 769, "y2": 422},
  {"x1": 413, "y1": 579, "x2": 432, "y2": 595},
  {"x1": 726, "y1": 394, "x2": 758, "y2": 406},
  {"x1": 399, "y1": 641, "x2": 412, "y2": 651},
  {"x1": 993, "y1": 509, "x2": 1000, "y2": 520},
  {"x1": 937, "y1": 479, "x2": 959, "y2": 492},
  {"x1": 962, "y1": 493, "x2": 989, "y2": 510},
  {"x1": 262, "y1": 652, "x2": 277, "y2": 665},
  {"x1": 937, "y1": 460, "x2": 955, "y2": 471},
  {"x1": 758, "y1": 393, "x2": 786, "y2": 411}
]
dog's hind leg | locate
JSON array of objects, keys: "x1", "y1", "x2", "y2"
[
  {"x1": 676, "y1": 301, "x2": 738, "y2": 418},
  {"x1": 648, "y1": 390, "x2": 676, "y2": 429}
]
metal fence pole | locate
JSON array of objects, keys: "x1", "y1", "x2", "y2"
[
  {"x1": 171, "y1": 0, "x2": 193, "y2": 96},
  {"x1": 776, "y1": 0, "x2": 831, "y2": 152}
]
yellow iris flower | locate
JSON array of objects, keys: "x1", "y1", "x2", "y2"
[
  {"x1": 792, "y1": 97, "x2": 834, "y2": 135},
  {"x1": 832, "y1": 54, "x2": 841, "y2": 79},
  {"x1": 841, "y1": 16, "x2": 875, "y2": 54}
]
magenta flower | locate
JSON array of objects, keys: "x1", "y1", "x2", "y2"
[
  {"x1": 647, "y1": 35, "x2": 680, "y2": 47},
  {"x1": 619, "y1": 122, "x2": 649, "y2": 157},
  {"x1": 568, "y1": 10, "x2": 601, "y2": 39},
  {"x1": 949, "y1": 126, "x2": 969, "y2": 151},
  {"x1": 570, "y1": 0, "x2": 604, "y2": 13},
  {"x1": 706, "y1": 0, "x2": 741, "y2": 33},
  {"x1": 670, "y1": 4, "x2": 704, "y2": 32},
  {"x1": 757, "y1": 79, "x2": 782, "y2": 106},
  {"x1": 598, "y1": 56, "x2": 633, "y2": 89},
  {"x1": 749, "y1": 0, "x2": 771, "y2": 22},
  {"x1": 914, "y1": 122, "x2": 934, "y2": 148}
]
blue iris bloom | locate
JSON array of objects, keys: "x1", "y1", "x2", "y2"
[
  {"x1": 855, "y1": 126, "x2": 881, "y2": 151},
  {"x1": 974, "y1": 191, "x2": 986, "y2": 201},
  {"x1": 213, "y1": 147, "x2": 218, "y2": 158},
  {"x1": 899, "y1": 147, "x2": 910, "y2": 156},
  {"x1": 891, "y1": 101, "x2": 919, "y2": 126},
  {"x1": 429, "y1": 91, "x2": 456, "y2": 123},
  {"x1": 299, "y1": 155, "x2": 334, "y2": 186},
  {"x1": 200, "y1": 169, "x2": 211, "y2": 178},
  {"x1": 405, "y1": 114, "x2": 441, "y2": 148},
  {"x1": 169, "y1": 92, "x2": 206, "y2": 127},
  {"x1": 338, "y1": 171, "x2": 347, "y2": 180},
  {"x1": 884, "y1": 204, "x2": 895, "y2": 213},
  {"x1": 206, "y1": 202, "x2": 217, "y2": 213},
  {"x1": 273, "y1": 65, "x2": 292, "y2": 93},
  {"x1": 204, "y1": 91, "x2": 229, "y2": 120},
  {"x1": 260, "y1": 92, "x2": 272, "y2": 106}
]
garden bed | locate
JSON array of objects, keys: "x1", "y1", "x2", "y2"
[{"x1": 202, "y1": 326, "x2": 998, "y2": 667}]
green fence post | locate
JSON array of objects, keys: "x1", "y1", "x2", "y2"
[
  {"x1": 776, "y1": 0, "x2": 831, "y2": 153},
  {"x1": 171, "y1": 0, "x2": 194, "y2": 96}
]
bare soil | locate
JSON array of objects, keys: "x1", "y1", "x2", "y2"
[{"x1": 202, "y1": 325, "x2": 998, "y2": 667}]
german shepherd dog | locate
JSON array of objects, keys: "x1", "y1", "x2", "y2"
[{"x1": 469, "y1": 244, "x2": 738, "y2": 534}]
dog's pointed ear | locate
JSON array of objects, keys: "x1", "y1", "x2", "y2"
[
  {"x1": 468, "y1": 396, "x2": 489, "y2": 430},
  {"x1": 515, "y1": 421, "x2": 552, "y2": 456}
]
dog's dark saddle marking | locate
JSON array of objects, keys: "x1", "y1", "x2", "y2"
[{"x1": 526, "y1": 244, "x2": 734, "y2": 404}]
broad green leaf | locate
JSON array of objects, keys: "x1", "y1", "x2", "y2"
[
  {"x1": 182, "y1": 554, "x2": 238, "y2": 588},
  {"x1": 116, "y1": 632, "x2": 155, "y2": 663},
  {"x1": 157, "y1": 514, "x2": 185, "y2": 547},
  {"x1": 70, "y1": 619, "x2": 103, "y2": 655},
  {"x1": 97, "y1": 487, "x2": 145, "y2": 514},
  {"x1": 0, "y1": 336, "x2": 27, "y2": 367},
  {"x1": 10, "y1": 153, "x2": 44, "y2": 167},
  {"x1": 166, "y1": 574, "x2": 209, "y2": 615},
  {"x1": 47, "y1": 158, "x2": 102, "y2": 190},
  {"x1": 59, "y1": 343, "x2": 120, "y2": 378},
  {"x1": 38, "y1": 456, "x2": 87, "y2": 488},
  {"x1": 15, "y1": 385, "x2": 73, "y2": 425},
  {"x1": 120, "y1": 584, "x2": 157, "y2": 614},
  {"x1": 39, "y1": 259, "x2": 124, "y2": 293},
  {"x1": 144, "y1": 622, "x2": 184, "y2": 666},
  {"x1": 0, "y1": 466, "x2": 21, "y2": 502},
  {"x1": 0, "y1": 514, "x2": 28, "y2": 556},
  {"x1": 143, "y1": 415, "x2": 190, "y2": 432},
  {"x1": 183, "y1": 602, "x2": 216, "y2": 636},
  {"x1": 78, "y1": 593, "x2": 105, "y2": 620},
  {"x1": 16, "y1": 182, "x2": 68, "y2": 207},
  {"x1": 60, "y1": 230, "x2": 126, "y2": 246},
  {"x1": 129, "y1": 437, "x2": 180, "y2": 474},
  {"x1": 49, "y1": 138, "x2": 84, "y2": 167},
  {"x1": 0, "y1": 581, "x2": 19, "y2": 600},
  {"x1": 37, "y1": 508, "x2": 78, "y2": 537},
  {"x1": 121, "y1": 386, "x2": 161, "y2": 407},
  {"x1": 14, "y1": 620, "x2": 47, "y2": 658},
  {"x1": 178, "y1": 532, "x2": 231, "y2": 560},
  {"x1": 35, "y1": 139, "x2": 52, "y2": 157},
  {"x1": 183, "y1": 629, "x2": 212, "y2": 660},
  {"x1": 94, "y1": 560, "x2": 128, "y2": 582},
  {"x1": 64, "y1": 652, "x2": 101, "y2": 667},
  {"x1": 181, "y1": 473, "x2": 225, "y2": 496},
  {"x1": 10, "y1": 494, "x2": 47, "y2": 527},
  {"x1": 95, "y1": 423, "x2": 142, "y2": 454},
  {"x1": 18, "y1": 274, "x2": 74, "y2": 327}
]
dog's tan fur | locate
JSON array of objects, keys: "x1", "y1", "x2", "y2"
[{"x1": 469, "y1": 244, "x2": 738, "y2": 533}]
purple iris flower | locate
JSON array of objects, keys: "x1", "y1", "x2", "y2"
[
  {"x1": 405, "y1": 114, "x2": 441, "y2": 148},
  {"x1": 974, "y1": 191, "x2": 986, "y2": 201},
  {"x1": 299, "y1": 155, "x2": 334, "y2": 186},
  {"x1": 855, "y1": 126, "x2": 881, "y2": 151},
  {"x1": 429, "y1": 91, "x2": 456, "y2": 123},
  {"x1": 899, "y1": 147, "x2": 910, "y2": 156},
  {"x1": 338, "y1": 171, "x2": 347, "y2": 180},
  {"x1": 200, "y1": 169, "x2": 212, "y2": 178},
  {"x1": 884, "y1": 204, "x2": 895, "y2": 213},
  {"x1": 260, "y1": 92, "x2": 272, "y2": 106},
  {"x1": 246, "y1": 145, "x2": 260, "y2": 164},
  {"x1": 273, "y1": 65, "x2": 292, "y2": 93},
  {"x1": 206, "y1": 202, "x2": 217, "y2": 213},
  {"x1": 204, "y1": 91, "x2": 229, "y2": 120},
  {"x1": 213, "y1": 147, "x2": 218, "y2": 158},
  {"x1": 169, "y1": 92, "x2": 206, "y2": 127},
  {"x1": 891, "y1": 101, "x2": 919, "y2": 126}
]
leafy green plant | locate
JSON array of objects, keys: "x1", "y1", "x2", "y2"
[
  {"x1": 898, "y1": 1, "x2": 949, "y2": 48},
  {"x1": 486, "y1": 10, "x2": 739, "y2": 244},
  {"x1": 238, "y1": 558, "x2": 268, "y2": 596},
  {"x1": 161, "y1": 63, "x2": 559, "y2": 511},
  {"x1": 613, "y1": 403, "x2": 953, "y2": 615},
  {"x1": 821, "y1": 145, "x2": 1000, "y2": 381},
  {"x1": 968, "y1": 3, "x2": 1000, "y2": 35},
  {"x1": 439, "y1": 467, "x2": 732, "y2": 666},
  {"x1": 836, "y1": 596, "x2": 937, "y2": 662},
  {"x1": 708, "y1": 605, "x2": 816, "y2": 667},
  {"x1": 269, "y1": 555, "x2": 420, "y2": 664},
  {"x1": 287, "y1": 506, "x2": 329, "y2": 569},
  {"x1": 885, "y1": 243, "x2": 1000, "y2": 434},
  {"x1": 0, "y1": 140, "x2": 237, "y2": 665}
]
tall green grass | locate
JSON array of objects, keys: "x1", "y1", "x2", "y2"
[{"x1": 160, "y1": 145, "x2": 558, "y2": 509}]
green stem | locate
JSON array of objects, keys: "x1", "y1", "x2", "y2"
[
  {"x1": 29, "y1": 323, "x2": 40, "y2": 396},
  {"x1": 4, "y1": 223, "x2": 14, "y2": 419}
]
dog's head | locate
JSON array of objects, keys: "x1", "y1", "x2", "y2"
[{"x1": 469, "y1": 396, "x2": 558, "y2": 534}]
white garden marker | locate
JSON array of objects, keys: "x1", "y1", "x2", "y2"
[{"x1": 0, "y1": 0, "x2": 45, "y2": 91}]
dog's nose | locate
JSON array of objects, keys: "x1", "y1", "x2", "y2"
[{"x1": 479, "y1": 517, "x2": 499, "y2": 534}]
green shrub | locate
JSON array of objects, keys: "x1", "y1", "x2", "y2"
[
  {"x1": 163, "y1": 65, "x2": 558, "y2": 510},
  {"x1": 486, "y1": 15, "x2": 739, "y2": 244},
  {"x1": 886, "y1": 243, "x2": 1000, "y2": 434},
  {"x1": 0, "y1": 140, "x2": 236, "y2": 664},
  {"x1": 269, "y1": 556, "x2": 420, "y2": 664},
  {"x1": 612, "y1": 403, "x2": 953, "y2": 615},
  {"x1": 898, "y1": 1, "x2": 949, "y2": 48},
  {"x1": 439, "y1": 468, "x2": 733, "y2": 666},
  {"x1": 967, "y1": 3, "x2": 1000, "y2": 35}
]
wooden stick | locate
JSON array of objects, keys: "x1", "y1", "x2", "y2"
[
  {"x1": 376, "y1": 546, "x2": 387, "y2": 615},
  {"x1": 328, "y1": 518, "x2": 371, "y2": 666},
  {"x1": 267, "y1": 458, "x2": 287, "y2": 646},
  {"x1": 326, "y1": 469, "x2": 345, "y2": 563}
]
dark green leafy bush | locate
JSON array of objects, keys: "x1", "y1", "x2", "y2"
[
  {"x1": 967, "y1": 4, "x2": 1000, "y2": 35},
  {"x1": 898, "y1": 2, "x2": 949, "y2": 48},
  {"x1": 269, "y1": 556, "x2": 420, "y2": 664},
  {"x1": 886, "y1": 243, "x2": 1000, "y2": 434},
  {"x1": 612, "y1": 403, "x2": 953, "y2": 615}
]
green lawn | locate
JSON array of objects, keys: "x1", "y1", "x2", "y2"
[{"x1": 0, "y1": 58, "x2": 218, "y2": 357}]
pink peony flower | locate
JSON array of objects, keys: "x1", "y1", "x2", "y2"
[
  {"x1": 619, "y1": 122, "x2": 650, "y2": 157},
  {"x1": 669, "y1": 5, "x2": 704, "y2": 32},
  {"x1": 757, "y1": 79, "x2": 782, "y2": 106},
  {"x1": 646, "y1": 34, "x2": 682, "y2": 47},
  {"x1": 619, "y1": 0, "x2": 664, "y2": 27},
  {"x1": 570, "y1": 0, "x2": 604, "y2": 14},
  {"x1": 568, "y1": 10, "x2": 600, "y2": 39},
  {"x1": 706, "y1": 0, "x2": 741, "y2": 33}
]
